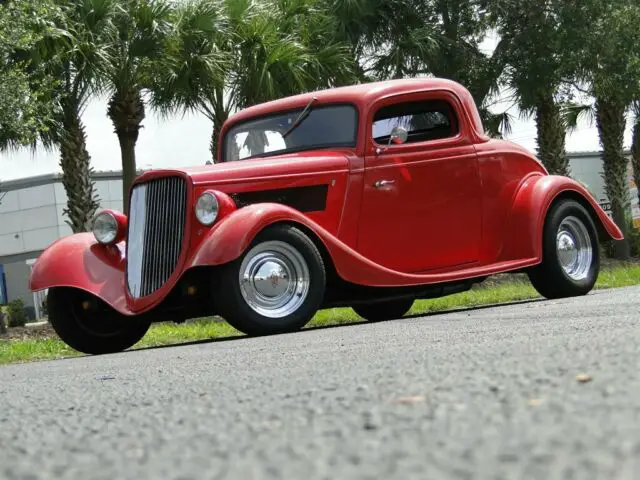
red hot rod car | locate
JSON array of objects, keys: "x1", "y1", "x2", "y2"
[{"x1": 30, "y1": 78, "x2": 622, "y2": 354}]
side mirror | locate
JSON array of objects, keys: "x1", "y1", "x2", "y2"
[{"x1": 388, "y1": 126, "x2": 408, "y2": 146}]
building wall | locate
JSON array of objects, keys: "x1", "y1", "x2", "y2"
[
  {"x1": 0, "y1": 173, "x2": 124, "y2": 318},
  {"x1": 0, "y1": 175, "x2": 124, "y2": 260},
  {"x1": 569, "y1": 152, "x2": 640, "y2": 227},
  {"x1": 3, "y1": 261, "x2": 33, "y2": 309}
]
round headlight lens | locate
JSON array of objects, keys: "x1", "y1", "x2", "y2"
[
  {"x1": 93, "y1": 212, "x2": 118, "y2": 244},
  {"x1": 195, "y1": 192, "x2": 219, "y2": 225}
]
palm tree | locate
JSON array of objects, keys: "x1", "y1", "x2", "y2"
[
  {"x1": 102, "y1": 0, "x2": 173, "y2": 213},
  {"x1": 630, "y1": 101, "x2": 640, "y2": 207},
  {"x1": 490, "y1": 0, "x2": 590, "y2": 176},
  {"x1": 155, "y1": 0, "x2": 357, "y2": 162},
  {"x1": 327, "y1": 0, "x2": 512, "y2": 137},
  {"x1": 2, "y1": 0, "x2": 110, "y2": 232},
  {"x1": 0, "y1": 0, "x2": 61, "y2": 150},
  {"x1": 572, "y1": 0, "x2": 640, "y2": 259}
]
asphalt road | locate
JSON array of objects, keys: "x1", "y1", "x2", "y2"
[{"x1": 1, "y1": 286, "x2": 639, "y2": 480}]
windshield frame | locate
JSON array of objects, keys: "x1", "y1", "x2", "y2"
[{"x1": 220, "y1": 102, "x2": 360, "y2": 162}]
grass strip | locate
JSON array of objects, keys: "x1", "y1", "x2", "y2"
[{"x1": 2, "y1": 264, "x2": 639, "y2": 365}]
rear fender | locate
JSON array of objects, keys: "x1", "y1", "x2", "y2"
[
  {"x1": 29, "y1": 233, "x2": 132, "y2": 315},
  {"x1": 499, "y1": 174, "x2": 623, "y2": 262}
]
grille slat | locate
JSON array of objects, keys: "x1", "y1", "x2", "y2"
[
  {"x1": 127, "y1": 176, "x2": 187, "y2": 299},
  {"x1": 161, "y1": 178, "x2": 171, "y2": 287},
  {"x1": 152, "y1": 180, "x2": 162, "y2": 292},
  {"x1": 169, "y1": 179, "x2": 180, "y2": 269}
]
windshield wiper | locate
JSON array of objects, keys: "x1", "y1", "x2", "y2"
[{"x1": 282, "y1": 96, "x2": 317, "y2": 138}]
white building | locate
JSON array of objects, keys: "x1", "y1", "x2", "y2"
[
  {"x1": 1, "y1": 151, "x2": 638, "y2": 319},
  {"x1": 0, "y1": 171, "x2": 126, "y2": 319}
]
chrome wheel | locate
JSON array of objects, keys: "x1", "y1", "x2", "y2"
[
  {"x1": 239, "y1": 240, "x2": 311, "y2": 318},
  {"x1": 556, "y1": 216, "x2": 593, "y2": 281}
]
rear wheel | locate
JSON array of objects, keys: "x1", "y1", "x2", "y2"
[
  {"x1": 215, "y1": 224, "x2": 326, "y2": 336},
  {"x1": 528, "y1": 199, "x2": 600, "y2": 299},
  {"x1": 47, "y1": 287, "x2": 150, "y2": 354},
  {"x1": 352, "y1": 298, "x2": 414, "y2": 322}
]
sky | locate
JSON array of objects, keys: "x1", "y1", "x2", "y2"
[{"x1": 0, "y1": 34, "x2": 635, "y2": 182}]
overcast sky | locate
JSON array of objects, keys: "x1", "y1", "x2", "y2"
[{"x1": 0, "y1": 34, "x2": 635, "y2": 182}]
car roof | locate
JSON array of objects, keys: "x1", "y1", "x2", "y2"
[{"x1": 224, "y1": 77, "x2": 472, "y2": 127}]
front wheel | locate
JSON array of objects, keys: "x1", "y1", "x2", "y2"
[
  {"x1": 214, "y1": 224, "x2": 326, "y2": 336},
  {"x1": 47, "y1": 288, "x2": 150, "y2": 354},
  {"x1": 352, "y1": 298, "x2": 414, "y2": 322},
  {"x1": 528, "y1": 199, "x2": 600, "y2": 299}
]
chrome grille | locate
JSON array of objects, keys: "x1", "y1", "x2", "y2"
[{"x1": 126, "y1": 176, "x2": 187, "y2": 299}]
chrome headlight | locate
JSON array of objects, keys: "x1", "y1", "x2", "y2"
[
  {"x1": 93, "y1": 211, "x2": 118, "y2": 245},
  {"x1": 195, "y1": 191, "x2": 219, "y2": 225}
]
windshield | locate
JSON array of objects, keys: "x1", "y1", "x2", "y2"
[{"x1": 222, "y1": 104, "x2": 358, "y2": 161}]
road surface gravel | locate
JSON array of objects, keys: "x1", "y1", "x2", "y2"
[{"x1": 1, "y1": 286, "x2": 639, "y2": 480}]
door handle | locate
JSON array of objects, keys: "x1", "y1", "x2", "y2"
[{"x1": 373, "y1": 180, "x2": 395, "y2": 189}]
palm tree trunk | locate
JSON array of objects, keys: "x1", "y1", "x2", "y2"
[
  {"x1": 631, "y1": 116, "x2": 640, "y2": 207},
  {"x1": 209, "y1": 112, "x2": 228, "y2": 162},
  {"x1": 108, "y1": 88, "x2": 145, "y2": 214},
  {"x1": 595, "y1": 97, "x2": 631, "y2": 260},
  {"x1": 535, "y1": 93, "x2": 570, "y2": 176},
  {"x1": 209, "y1": 86, "x2": 228, "y2": 162},
  {"x1": 58, "y1": 105, "x2": 100, "y2": 233}
]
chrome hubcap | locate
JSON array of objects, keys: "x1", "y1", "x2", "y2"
[
  {"x1": 556, "y1": 216, "x2": 593, "y2": 281},
  {"x1": 239, "y1": 241, "x2": 310, "y2": 318}
]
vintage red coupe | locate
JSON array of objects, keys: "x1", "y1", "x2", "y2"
[{"x1": 30, "y1": 78, "x2": 623, "y2": 354}]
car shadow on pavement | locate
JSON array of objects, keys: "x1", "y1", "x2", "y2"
[
  {"x1": 128, "y1": 297, "x2": 545, "y2": 354},
  {"x1": 41, "y1": 297, "x2": 548, "y2": 363},
  {"x1": 402, "y1": 297, "x2": 545, "y2": 321}
]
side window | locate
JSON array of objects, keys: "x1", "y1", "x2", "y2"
[{"x1": 372, "y1": 99, "x2": 459, "y2": 144}]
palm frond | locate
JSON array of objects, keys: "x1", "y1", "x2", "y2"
[
  {"x1": 561, "y1": 102, "x2": 595, "y2": 133},
  {"x1": 480, "y1": 108, "x2": 515, "y2": 138}
]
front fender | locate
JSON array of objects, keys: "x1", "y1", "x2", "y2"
[
  {"x1": 189, "y1": 203, "x2": 336, "y2": 267},
  {"x1": 499, "y1": 174, "x2": 624, "y2": 262},
  {"x1": 29, "y1": 233, "x2": 133, "y2": 315}
]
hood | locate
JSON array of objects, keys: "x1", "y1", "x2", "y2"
[{"x1": 135, "y1": 150, "x2": 351, "y2": 187}]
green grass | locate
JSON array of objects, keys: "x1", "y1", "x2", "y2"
[
  {"x1": 0, "y1": 338, "x2": 81, "y2": 365},
  {"x1": 2, "y1": 264, "x2": 640, "y2": 366}
]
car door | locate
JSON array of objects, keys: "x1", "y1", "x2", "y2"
[{"x1": 356, "y1": 90, "x2": 483, "y2": 273}]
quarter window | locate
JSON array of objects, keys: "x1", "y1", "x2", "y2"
[{"x1": 372, "y1": 99, "x2": 458, "y2": 144}]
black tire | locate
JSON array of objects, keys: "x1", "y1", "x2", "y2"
[
  {"x1": 214, "y1": 224, "x2": 326, "y2": 336},
  {"x1": 352, "y1": 298, "x2": 414, "y2": 322},
  {"x1": 47, "y1": 287, "x2": 150, "y2": 355},
  {"x1": 527, "y1": 199, "x2": 600, "y2": 299}
]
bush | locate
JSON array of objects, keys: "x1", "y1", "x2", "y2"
[
  {"x1": 627, "y1": 224, "x2": 640, "y2": 257},
  {"x1": 7, "y1": 299, "x2": 27, "y2": 328},
  {"x1": 0, "y1": 309, "x2": 6, "y2": 334}
]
